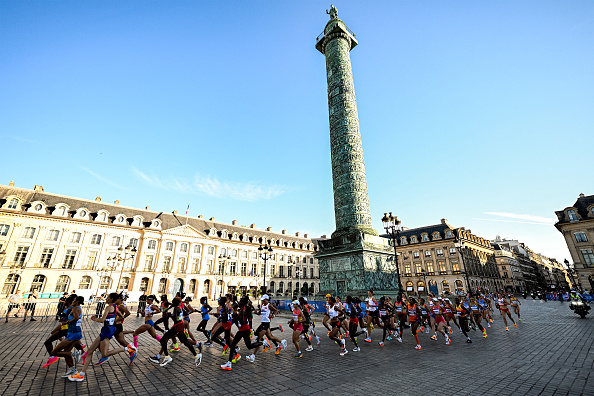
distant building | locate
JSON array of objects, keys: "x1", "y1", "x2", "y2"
[
  {"x1": 555, "y1": 193, "x2": 594, "y2": 291},
  {"x1": 491, "y1": 240, "x2": 525, "y2": 293},
  {"x1": 0, "y1": 182, "x2": 320, "y2": 299}
]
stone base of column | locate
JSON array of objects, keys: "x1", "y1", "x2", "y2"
[{"x1": 317, "y1": 231, "x2": 400, "y2": 299}]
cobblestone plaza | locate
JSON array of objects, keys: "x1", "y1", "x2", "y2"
[{"x1": 0, "y1": 299, "x2": 592, "y2": 396}]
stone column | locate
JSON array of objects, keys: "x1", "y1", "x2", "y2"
[{"x1": 316, "y1": 9, "x2": 376, "y2": 237}]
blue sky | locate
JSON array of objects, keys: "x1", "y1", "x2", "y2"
[{"x1": 1, "y1": 1, "x2": 592, "y2": 262}]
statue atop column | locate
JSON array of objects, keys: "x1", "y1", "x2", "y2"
[{"x1": 326, "y1": 4, "x2": 338, "y2": 19}]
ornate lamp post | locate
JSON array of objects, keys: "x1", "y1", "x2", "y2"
[
  {"x1": 258, "y1": 243, "x2": 273, "y2": 295},
  {"x1": 564, "y1": 259, "x2": 577, "y2": 289},
  {"x1": 381, "y1": 212, "x2": 403, "y2": 294},
  {"x1": 421, "y1": 268, "x2": 428, "y2": 296},
  {"x1": 454, "y1": 238, "x2": 472, "y2": 296},
  {"x1": 218, "y1": 254, "x2": 231, "y2": 298},
  {"x1": 108, "y1": 244, "x2": 137, "y2": 293}
]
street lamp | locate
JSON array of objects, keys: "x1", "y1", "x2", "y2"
[
  {"x1": 381, "y1": 212, "x2": 403, "y2": 293},
  {"x1": 421, "y1": 268, "x2": 428, "y2": 296},
  {"x1": 218, "y1": 254, "x2": 231, "y2": 298},
  {"x1": 564, "y1": 259, "x2": 577, "y2": 289},
  {"x1": 109, "y1": 244, "x2": 137, "y2": 293},
  {"x1": 295, "y1": 267, "x2": 301, "y2": 298},
  {"x1": 454, "y1": 238, "x2": 472, "y2": 296},
  {"x1": 258, "y1": 243, "x2": 273, "y2": 295}
]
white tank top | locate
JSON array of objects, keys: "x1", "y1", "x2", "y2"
[
  {"x1": 367, "y1": 297, "x2": 378, "y2": 311},
  {"x1": 260, "y1": 303, "x2": 271, "y2": 323},
  {"x1": 328, "y1": 304, "x2": 339, "y2": 319},
  {"x1": 145, "y1": 304, "x2": 155, "y2": 317}
]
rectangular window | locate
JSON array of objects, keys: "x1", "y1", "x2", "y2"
[
  {"x1": 436, "y1": 249, "x2": 444, "y2": 256},
  {"x1": 208, "y1": 246, "x2": 215, "y2": 255},
  {"x1": 287, "y1": 266, "x2": 292, "y2": 277},
  {"x1": 21, "y1": 227, "x2": 36, "y2": 238},
  {"x1": 415, "y1": 262, "x2": 422, "y2": 274},
  {"x1": 39, "y1": 247, "x2": 53, "y2": 268},
  {"x1": 166, "y1": 242, "x2": 174, "y2": 251},
  {"x1": 85, "y1": 251, "x2": 98, "y2": 270},
  {"x1": 270, "y1": 264, "x2": 275, "y2": 277},
  {"x1": 404, "y1": 263, "x2": 411, "y2": 275},
  {"x1": 0, "y1": 224, "x2": 10, "y2": 236},
  {"x1": 144, "y1": 255, "x2": 154, "y2": 271},
  {"x1": 242, "y1": 250, "x2": 248, "y2": 258},
  {"x1": 280, "y1": 255, "x2": 285, "y2": 262},
  {"x1": 229, "y1": 262, "x2": 236, "y2": 275},
  {"x1": 45, "y1": 231, "x2": 60, "y2": 243},
  {"x1": 163, "y1": 256, "x2": 172, "y2": 272},
  {"x1": 193, "y1": 244, "x2": 201, "y2": 254},
  {"x1": 180, "y1": 243, "x2": 188, "y2": 253},
  {"x1": 310, "y1": 268, "x2": 314, "y2": 278},
  {"x1": 90, "y1": 234, "x2": 102, "y2": 245},
  {"x1": 261, "y1": 264, "x2": 266, "y2": 276},
  {"x1": 62, "y1": 249, "x2": 77, "y2": 269},
  {"x1": 279, "y1": 266, "x2": 285, "y2": 277},
  {"x1": 582, "y1": 249, "x2": 594, "y2": 267},
  {"x1": 438, "y1": 261, "x2": 447, "y2": 273},
  {"x1": 192, "y1": 258, "x2": 200, "y2": 273},
  {"x1": 178, "y1": 257, "x2": 186, "y2": 273},
  {"x1": 241, "y1": 262, "x2": 247, "y2": 276},
  {"x1": 251, "y1": 263, "x2": 257, "y2": 276},
  {"x1": 252, "y1": 251, "x2": 258, "y2": 259},
  {"x1": 403, "y1": 253, "x2": 409, "y2": 260},
  {"x1": 207, "y1": 259, "x2": 214, "y2": 272},
  {"x1": 426, "y1": 262, "x2": 434, "y2": 274},
  {"x1": 575, "y1": 232, "x2": 588, "y2": 243},
  {"x1": 451, "y1": 260, "x2": 460, "y2": 272},
  {"x1": 449, "y1": 247, "x2": 457, "y2": 255},
  {"x1": 111, "y1": 236, "x2": 121, "y2": 246},
  {"x1": 413, "y1": 252, "x2": 420, "y2": 259},
  {"x1": 69, "y1": 232, "x2": 82, "y2": 243},
  {"x1": 129, "y1": 238, "x2": 139, "y2": 248},
  {"x1": 148, "y1": 240, "x2": 157, "y2": 250},
  {"x1": 425, "y1": 250, "x2": 431, "y2": 257},
  {"x1": 13, "y1": 246, "x2": 29, "y2": 264}
]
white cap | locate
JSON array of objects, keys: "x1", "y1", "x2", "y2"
[
  {"x1": 303, "y1": 297, "x2": 308, "y2": 301},
  {"x1": 292, "y1": 300, "x2": 299, "y2": 305},
  {"x1": 260, "y1": 294, "x2": 269, "y2": 301}
]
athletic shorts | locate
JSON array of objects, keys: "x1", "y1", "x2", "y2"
[
  {"x1": 500, "y1": 308, "x2": 509, "y2": 312},
  {"x1": 221, "y1": 322, "x2": 232, "y2": 331},
  {"x1": 7, "y1": 304, "x2": 19, "y2": 311},
  {"x1": 184, "y1": 316, "x2": 190, "y2": 323},
  {"x1": 302, "y1": 324, "x2": 310, "y2": 333},
  {"x1": 330, "y1": 321, "x2": 340, "y2": 328},
  {"x1": 100, "y1": 325, "x2": 117, "y2": 341},
  {"x1": 67, "y1": 331, "x2": 83, "y2": 341},
  {"x1": 114, "y1": 323, "x2": 124, "y2": 336},
  {"x1": 349, "y1": 318, "x2": 359, "y2": 325},
  {"x1": 368, "y1": 310, "x2": 379, "y2": 318},
  {"x1": 435, "y1": 316, "x2": 446, "y2": 324},
  {"x1": 146, "y1": 319, "x2": 154, "y2": 327},
  {"x1": 293, "y1": 323, "x2": 303, "y2": 333}
]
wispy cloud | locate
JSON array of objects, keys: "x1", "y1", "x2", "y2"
[
  {"x1": 132, "y1": 167, "x2": 288, "y2": 202},
  {"x1": 81, "y1": 167, "x2": 128, "y2": 190},
  {"x1": 3, "y1": 135, "x2": 42, "y2": 145},
  {"x1": 475, "y1": 211, "x2": 556, "y2": 226}
]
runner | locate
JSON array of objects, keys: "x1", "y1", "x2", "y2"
[
  {"x1": 23, "y1": 289, "x2": 38, "y2": 321},
  {"x1": 443, "y1": 298, "x2": 460, "y2": 333},
  {"x1": 252, "y1": 294, "x2": 285, "y2": 358},
  {"x1": 455, "y1": 297, "x2": 472, "y2": 343},
  {"x1": 153, "y1": 295, "x2": 171, "y2": 333},
  {"x1": 497, "y1": 293, "x2": 517, "y2": 331},
  {"x1": 469, "y1": 297, "x2": 487, "y2": 338},
  {"x1": 394, "y1": 294, "x2": 407, "y2": 341},
  {"x1": 5, "y1": 290, "x2": 23, "y2": 322},
  {"x1": 68, "y1": 293, "x2": 136, "y2": 382},
  {"x1": 196, "y1": 296, "x2": 213, "y2": 345},
  {"x1": 150, "y1": 296, "x2": 202, "y2": 367},
  {"x1": 49, "y1": 295, "x2": 85, "y2": 378},
  {"x1": 132, "y1": 295, "x2": 162, "y2": 349},
  {"x1": 220, "y1": 296, "x2": 263, "y2": 370},
  {"x1": 326, "y1": 296, "x2": 347, "y2": 356},
  {"x1": 210, "y1": 297, "x2": 234, "y2": 355},
  {"x1": 364, "y1": 290, "x2": 380, "y2": 343},
  {"x1": 43, "y1": 294, "x2": 84, "y2": 367},
  {"x1": 345, "y1": 295, "x2": 365, "y2": 352},
  {"x1": 407, "y1": 297, "x2": 422, "y2": 350},
  {"x1": 113, "y1": 294, "x2": 136, "y2": 363},
  {"x1": 378, "y1": 297, "x2": 399, "y2": 346},
  {"x1": 289, "y1": 299, "x2": 306, "y2": 358},
  {"x1": 429, "y1": 298, "x2": 451, "y2": 345},
  {"x1": 299, "y1": 297, "x2": 317, "y2": 351},
  {"x1": 510, "y1": 295, "x2": 522, "y2": 321},
  {"x1": 322, "y1": 294, "x2": 332, "y2": 333}
]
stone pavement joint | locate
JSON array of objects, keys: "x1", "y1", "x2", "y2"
[{"x1": 0, "y1": 300, "x2": 592, "y2": 396}]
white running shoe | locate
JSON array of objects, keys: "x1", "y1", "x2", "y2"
[
  {"x1": 363, "y1": 328, "x2": 369, "y2": 337},
  {"x1": 397, "y1": 336, "x2": 402, "y2": 343},
  {"x1": 281, "y1": 339, "x2": 287, "y2": 350},
  {"x1": 220, "y1": 361, "x2": 232, "y2": 370},
  {"x1": 340, "y1": 338, "x2": 346, "y2": 349},
  {"x1": 246, "y1": 354, "x2": 255, "y2": 363},
  {"x1": 195, "y1": 354, "x2": 202, "y2": 366},
  {"x1": 352, "y1": 347, "x2": 360, "y2": 352},
  {"x1": 263, "y1": 338, "x2": 271, "y2": 349},
  {"x1": 61, "y1": 367, "x2": 77, "y2": 378},
  {"x1": 160, "y1": 356, "x2": 173, "y2": 367},
  {"x1": 305, "y1": 346, "x2": 314, "y2": 352},
  {"x1": 340, "y1": 348, "x2": 348, "y2": 356}
]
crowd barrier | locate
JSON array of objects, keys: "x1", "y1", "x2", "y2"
[{"x1": 0, "y1": 301, "x2": 143, "y2": 321}]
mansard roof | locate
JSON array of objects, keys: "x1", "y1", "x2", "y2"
[
  {"x1": 0, "y1": 184, "x2": 316, "y2": 250},
  {"x1": 555, "y1": 193, "x2": 594, "y2": 225}
]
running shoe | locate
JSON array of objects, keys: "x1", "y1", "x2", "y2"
[
  {"x1": 345, "y1": 331, "x2": 349, "y2": 338},
  {"x1": 339, "y1": 348, "x2": 348, "y2": 356},
  {"x1": 43, "y1": 356, "x2": 59, "y2": 368},
  {"x1": 448, "y1": 326, "x2": 453, "y2": 335},
  {"x1": 126, "y1": 345, "x2": 137, "y2": 356},
  {"x1": 246, "y1": 354, "x2": 255, "y2": 363},
  {"x1": 415, "y1": 345, "x2": 422, "y2": 350},
  {"x1": 490, "y1": 318, "x2": 493, "y2": 323},
  {"x1": 278, "y1": 324, "x2": 284, "y2": 332},
  {"x1": 352, "y1": 347, "x2": 360, "y2": 352},
  {"x1": 397, "y1": 336, "x2": 402, "y2": 343},
  {"x1": 170, "y1": 346, "x2": 180, "y2": 352},
  {"x1": 379, "y1": 341, "x2": 384, "y2": 347},
  {"x1": 275, "y1": 346, "x2": 282, "y2": 355},
  {"x1": 370, "y1": 324, "x2": 375, "y2": 331},
  {"x1": 220, "y1": 362, "x2": 232, "y2": 370},
  {"x1": 340, "y1": 338, "x2": 346, "y2": 349},
  {"x1": 305, "y1": 346, "x2": 314, "y2": 352},
  {"x1": 430, "y1": 335, "x2": 437, "y2": 341},
  {"x1": 195, "y1": 353, "x2": 202, "y2": 366},
  {"x1": 505, "y1": 327, "x2": 509, "y2": 331},
  {"x1": 236, "y1": 346, "x2": 241, "y2": 352},
  {"x1": 80, "y1": 344, "x2": 87, "y2": 349},
  {"x1": 316, "y1": 336, "x2": 321, "y2": 345},
  {"x1": 231, "y1": 354, "x2": 241, "y2": 364},
  {"x1": 68, "y1": 372, "x2": 85, "y2": 382},
  {"x1": 196, "y1": 342, "x2": 203, "y2": 354},
  {"x1": 327, "y1": 330, "x2": 331, "y2": 336},
  {"x1": 294, "y1": 352, "x2": 303, "y2": 358},
  {"x1": 487, "y1": 323, "x2": 491, "y2": 328},
  {"x1": 363, "y1": 328, "x2": 369, "y2": 337},
  {"x1": 514, "y1": 323, "x2": 517, "y2": 328},
  {"x1": 364, "y1": 338, "x2": 372, "y2": 343},
  {"x1": 386, "y1": 336, "x2": 393, "y2": 341},
  {"x1": 160, "y1": 356, "x2": 173, "y2": 367},
  {"x1": 466, "y1": 338, "x2": 472, "y2": 343},
  {"x1": 204, "y1": 342, "x2": 214, "y2": 347},
  {"x1": 250, "y1": 329, "x2": 254, "y2": 338},
  {"x1": 281, "y1": 339, "x2": 287, "y2": 350},
  {"x1": 518, "y1": 318, "x2": 522, "y2": 322},
  {"x1": 483, "y1": 331, "x2": 487, "y2": 339},
  {"x1": 95, "y1": 357, "x2": 110, "y2": 365},
  {"x1": 61, "y1": 367, "x2": 78, "y2": 378},
  {"x1": 425, "y1": 328, "x2": 430, "y2": 334},
  {"x1": 148, "y1": 356, "x2": 160, "y2": 364},
  {"x1": 72, "y1": 350, "x2": 81, "y2": 363},
  {"x1": 222, "y1": 345, "x2": 229, "y2": 356},
  {"x1": 445, "y1": 336, "x2": 451, "y2": 345},
  {"x1": 459, "y1": 328, "x2": 463, "y2": 334}
]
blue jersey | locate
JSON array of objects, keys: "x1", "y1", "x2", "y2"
[{"x1": 200, "y1": 304, "x2": 210, "y2": 321}]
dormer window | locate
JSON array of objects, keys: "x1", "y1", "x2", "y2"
[
  {"x1": 432, "y1": 232, "x2": 440, "y2": 240},
  {"x1": 411, "y1": 236, "x2": 418, "y2": 243},
  {"x1": 421, "y1": 234, "x2": 429, "y2": 242},
  {"x1": 97, "y1": 212, "x2": 107, "y2": 222},
  {"x1": 7, "y1": 198, "x2": 19, "y2": 209},
  {"x1": 221, "y1": 231, "x2": 228, "y2": 239},
  {"x1": 132, "y1": 217, "x2": 143, "y2": 227},
  {"x1": 55, "y1": 206, "x2": 67, "y2": 216},
  {"x1": 117, "y1": 216, "x2": 125, "y2": 224},
  {"x1": 34, "y1": 204, "x2": 42, "y2": 211},
  {"x1": 568, "y1": 210, "x2": 578, "y2": 222},
  {"x1": 445, "y1": 230, "x2": 453, "y2": 238}
]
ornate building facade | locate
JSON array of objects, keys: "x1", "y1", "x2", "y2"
[
  {"x1": 555, "y1": 193, "x2": 594, "y2": 291},
  {"x1": 384, "y1": 219, "x2": 503, "y2": 296},
  {"x1": 0, "y1": 182, "x2": 320, "y2": 299}
]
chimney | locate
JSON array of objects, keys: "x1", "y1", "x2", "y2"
[
  {"x1": 210, "y1": 217, "x2": 215, "y2": 221},
  {"x1": 250, "y1": 224, "x2": 255, "y2": 228},
  {"x1": 8, "y1": 181, "x2": 15, "y2": 187},
  {"x1": 173, "y1": 210, "x2": 178, "y2": 214},
  {"x1": 96, "y1": 197, "x2": 102, "y2": 202},
  {"x1": 114, "y1": 200, "x2": 120, "y2": 205},
  {"x1": 232, "y1": 220, "x2": 237, "y2": 225},
  {"x1": 282, "y1": 230, "x2": 287, "y2": 234},
  {"x1": 198, "y1": 215, "x2": 203, "y2": 218},
  {"x1": 304, "y1": 233, "x2": 309, "y2": 238},
  {"x1": 295, "y1": 232, "x2": 300, "y2": 237},
  {"x1": 579, "y1": 193, "x2": 585, "y2": 198},
  {"x1": 441, "y1": 218, "x2": 448, "y2": 225},
  {"x1": 33, "y1": 185, "x2": 44, "y2": 191},
  {"x1": 321, "y1": 234, "x2": 327, "y2": 238},
  {"x1": 145, "y1": 206, "x2": 149, "y2": 210},
  {"x1": 266, "y1": 227, "x2": 272, "y2": 231}
]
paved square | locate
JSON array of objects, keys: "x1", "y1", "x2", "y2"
[{"x1": 0, "y1": 299, "x2": 592, "y2": 396}]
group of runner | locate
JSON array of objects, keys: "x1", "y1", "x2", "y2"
[{"x1": 39, "y1": 289, "x2": 522, "y2": 380}]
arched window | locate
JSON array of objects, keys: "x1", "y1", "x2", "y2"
[
  {"x1": 55, "y1": 275, "x2": 70, "y2": 293},
  {"x1": 180, "y1": 243, "x2": 188, "y2": 253},
  {"x1": 1, "y1": 274, "x2": 20, "y2": 294},
  {"x1": 139, "y1": 278, "x2": 150, "y2": 292},
  {"x1": 278, "y1": 282, "x2": 284, "y2": 293},
  {"x1": 406, "y1": 281, "x2": 414, "y2": 293},
  {"x1": 31, "y1": 274, "x2": 46, "y2": 292},
  {"x1": 100, "y1": 276, "x2": 111, "y2": 290},
  {"x1": 221, "y1": 231, "x2": 228, "y2": 239},
  {"x1": 158, "y1": 278, "x2": 168, "y2": 294},
  {"x1": 203, "y1": 280, "x2": 211, "y2": 296},
  {"x1": 417, "y1": 280, "x2": 426, "y2": 294},
  {"x1": 98, "y1": 212, "x2": 107, "y2": 222},
  {"x1": 269, "y1": 281, "x2": 275, "y2": 293},
  {"x1": 189, "y1": 279, "x2": 196, "y2": 294},
  {"x1": 7, "y1": 198, "x2": 19, "y2": 209},
  {"x1": 120, "y1": 277, "x2": 130, "y2": 291},
  {"x1": 442, "y1": 280, "x2": 450, "y2": 293},
  {"x1": 568, "y1": 210, "x2": 578, "y2": 221},
  {"x1": 411, "y1": 236, "x2": 418, "y2": 243},
  {"x1": 193, "y1": 244, "x2": 201, "y2": 254},
  {"x1": 455, "y1": 280, "x2": 464, "y2": 291},
  {"x1": 78, "y1": 276, "x2": 92, "y2": 290}
]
